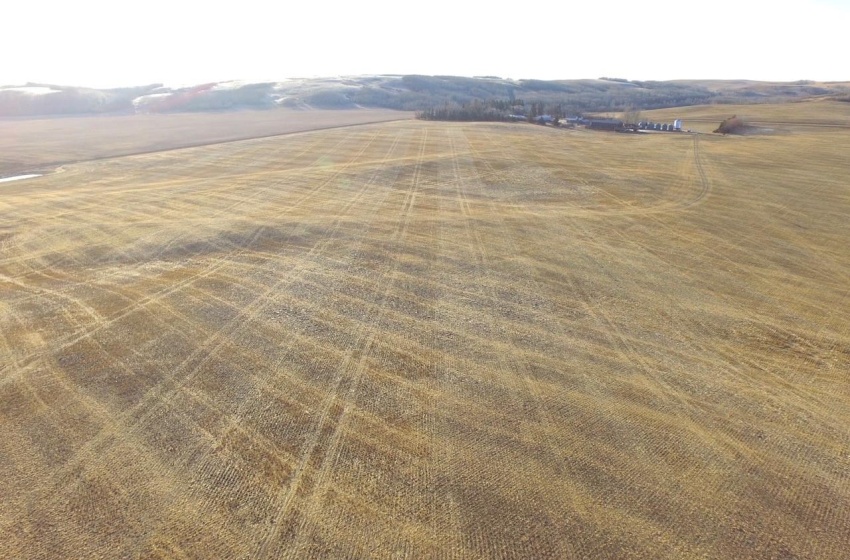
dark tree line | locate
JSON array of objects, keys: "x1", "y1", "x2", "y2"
[
  {"x1": 416, "y1": 100, "x2": 517, "y2": 121},
  {"x1": 416, "y1": 99, "x2": 572, "y2": 123}
]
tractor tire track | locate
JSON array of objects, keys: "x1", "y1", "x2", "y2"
[
  {"x1": 2, "y1": 131, "x2": 385, "y2": 373},
  {"x1": 14, "y1": 128, "x2": 401, "y2": 511},
  {"x1": 443, "y1": 127, "x2": 580, "y2": 558},
  {"x1": 252, "y1": 127, "x2": 425, "y2": 559}
]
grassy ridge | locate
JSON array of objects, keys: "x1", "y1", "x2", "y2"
[{"x1": 3, "y1": 76, "x2": 849, "y2": 117}]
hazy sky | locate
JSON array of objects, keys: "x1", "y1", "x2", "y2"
[{"x1": 3, "y1": 0, "x2": 848, "y2": 87}]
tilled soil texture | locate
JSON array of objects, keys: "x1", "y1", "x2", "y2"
[{"x1": 1, "y1": 118, "x2": 849, "y2": 559}]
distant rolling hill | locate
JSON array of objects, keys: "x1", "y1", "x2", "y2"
[{"x1": 2, "y1": 76, "x2": 849, "y2": 117}]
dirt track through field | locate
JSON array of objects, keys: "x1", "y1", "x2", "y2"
[{"x1": 1, "y1": 118, "x2": 849, "y2": 558}]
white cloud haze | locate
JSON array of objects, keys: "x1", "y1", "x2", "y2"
[{"x1": 2, "y1": 0, "x2": 847, "y2": 87}]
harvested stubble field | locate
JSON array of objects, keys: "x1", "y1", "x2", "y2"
[
  {"x1": 645, "y1": 98, "x2": 850, "y2": 133},
  {"x1": 0, "y1": 108, "x2": 410, "y2": 176},
  {"x1": 1, "y1": 106, "x2": 849, "y2": 559}
]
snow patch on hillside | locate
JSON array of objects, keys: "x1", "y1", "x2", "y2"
[{"x1": 0, "y1": 86, "x2": 61, "y2": 95}]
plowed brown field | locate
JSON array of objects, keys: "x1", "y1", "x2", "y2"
[{"x1": 1, "y1": 108, "x2": 849, "y2": 559}]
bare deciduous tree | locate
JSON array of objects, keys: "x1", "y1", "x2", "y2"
[{"x1": 622, "y1": 106, "x2": 642, "y2": 125}]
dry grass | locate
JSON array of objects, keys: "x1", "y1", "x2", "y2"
[
  {"x1": 644, "y1": 99, "x2": 850, "y2": 132},
  {"x1": 0, "y1": 108, "x2": 412, "y2": 176},
  {"x1": 1, "y1": 107, "x2": 849, "y2": 558}
]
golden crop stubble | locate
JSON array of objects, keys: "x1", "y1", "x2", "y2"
[{"x1": 1, "y1": 111, "x2": 849, "y2": 559}]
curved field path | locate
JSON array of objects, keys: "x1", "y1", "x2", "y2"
[{"x1": 1, "y1": 114, "x2": 849, "y2": 559}]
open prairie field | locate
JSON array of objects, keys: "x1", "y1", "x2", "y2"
[
  {"x1": 0, "y1": 108, "x2": 411, "y2": 176},
  {"x1": 1, "y1": 107, "x2": 849, "y2": 558},
  {"x1": 645, "y1": 98, "x2": 850, "y2": 132}
]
